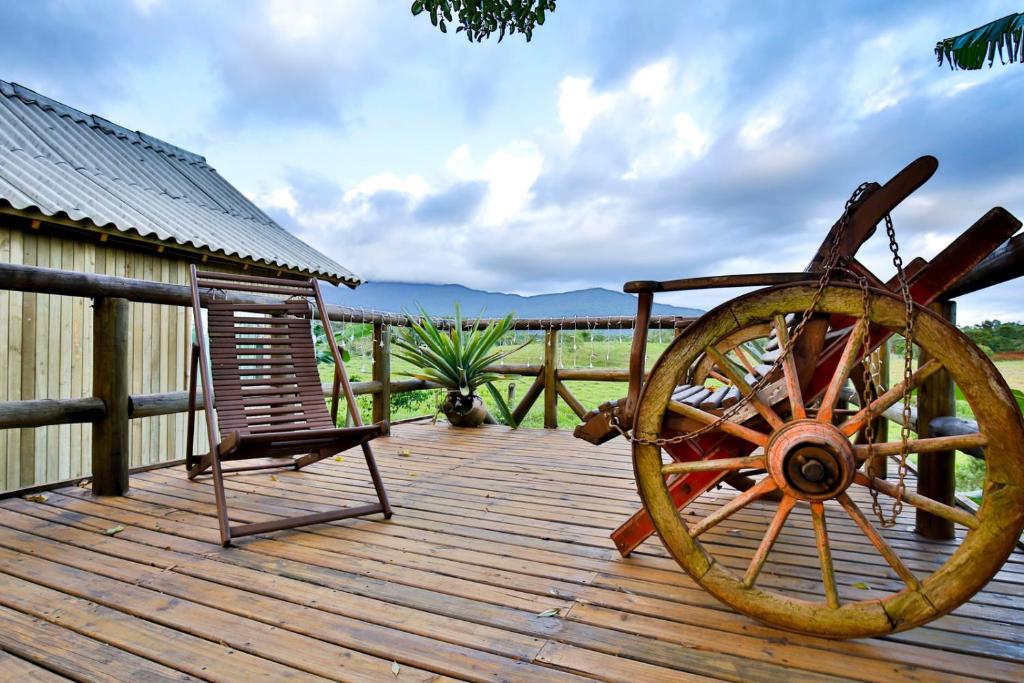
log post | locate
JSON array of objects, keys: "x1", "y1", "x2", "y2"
[
  {"x1": 543, "y1": 328, "x2": 559, "y2": 429},
  {"x1": 916, "y1": 300, "x2": 956, "y2": 539},
  {"x1": 92, "y1": 297, "x2": 130, "y2": 496},
  {"x1": 371, "y1": 323, "x2": 391, "y2": 433}
]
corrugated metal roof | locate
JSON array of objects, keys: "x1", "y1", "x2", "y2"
[{"x1": 0, "y1": 80, "x2": 359, "y2": 285}]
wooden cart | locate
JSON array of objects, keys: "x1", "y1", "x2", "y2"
[{"x1": 575, "y1": 156, "x2": 1024, "y2": 638}]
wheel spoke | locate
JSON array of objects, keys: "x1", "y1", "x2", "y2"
[
  {"x1": 837, "y1": 493, "x2": 920, "y2": 590},
  {"x1": 743, "y1": 495, "x2": 797, "y2": 588},
  {"x1": 668, "y1": 400, "x2": 770, "y2": 447},
  {"x1": 839, "y1": 359, "x2": 943, "y2": 436},
  {"x1": 810, "y1": 502, "x2": 840, "y2": 608},
  {"x1": 855, "y1": 433, "x2": 987, "y2": 459},
  {"x1": 853, "y1": 471, "x2": 979, "y2": 530},
  {"x1": 818, "y1": 318, "x2": 869, "y2": 424},
  {"x1": 732, "y1": 345, "x2": 757, "y2": 374},
  {"x1": 704, "y1": 345, "x2": 785, "y2": 430},
  {"x1": 662, "y1": 455, "x2": 765, "y2": 476},
  {"x1": 690, "y1": 477, "x2": 778, "y2": 537},
  {"x1": 708, "y1": 369, "x2": 731, "y2": 384},
  {"x1": 773, "y1": 314, "x2": 806, "y2": 419}
]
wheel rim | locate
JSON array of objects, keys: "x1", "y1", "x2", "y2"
[{"x1": 633, "y1": 283, "x2": 1024, "y2": 638}]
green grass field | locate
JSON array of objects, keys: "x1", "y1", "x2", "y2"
[{"x1": 327, "y1": 330, "x2": 1023, "y2": 492}]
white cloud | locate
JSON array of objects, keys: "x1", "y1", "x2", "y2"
[
  {"x1": 672, "y1": 112, "x2": 710, "y2": 158},
  {"x1": 251, "y1": 186, "x2": 299, "y2": 215},
  {"x1": 738, "y1": 112, "x2": 784, "y2": 148},
  {"x1": 630, "y1": 60, "x2": 673, "y2": 103},
  {"x1": 479, "y1": 141, "x2": 544, "y2": 225},
  {"x1": 558, "y1": 76, "x2": 616, "y2": 144},
  {"x1": 344, "y1": 173, "x2": 430, "y2": 202},
  {"x1": 446, "y1": 144, "x2": 476, "y2": 180}
]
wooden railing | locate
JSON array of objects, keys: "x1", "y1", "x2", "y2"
[{"x1": 0, "y1": 262, "x2": 692, "y2": 496}]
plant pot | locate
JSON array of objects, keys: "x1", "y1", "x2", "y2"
[{"x1": 442, "y1": 391, "x2": 488, "y2": 428}]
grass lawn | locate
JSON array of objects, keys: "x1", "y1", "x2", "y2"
[{"x1": 326, "y1": 327, "x2": 1023, "y2": 492}]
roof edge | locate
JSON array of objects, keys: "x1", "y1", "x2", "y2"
[
  {"x1": 0, "y1": 203, "x2": 362, "y2": 287},
  {"x1": 0, "y1": 80, "x2": 207, "y2": 164}
]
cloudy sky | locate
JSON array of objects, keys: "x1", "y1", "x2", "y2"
[{"x1": 2, "y1": 1, "x2": 1022, "y2": 322}]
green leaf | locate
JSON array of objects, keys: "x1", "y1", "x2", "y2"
[
  {"x1": 484, "y1": 381, "x2": 517, "y2": 428},
  {"x1": 104, "y1": 525, "x2": 125, "y2": 536},
  {"x1": 936, "y1": 13, "x2": 1024, "y2": 70},
  {"x1": 1012, "y1": 389, "x2": 1024, "y2": 414},
  {"x1": 411, "y1": 1, "x2": 424, "y2": 16}
]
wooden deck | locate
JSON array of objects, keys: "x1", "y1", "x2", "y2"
[{"x1": 0, "y1": 423, "x2": 1021, "y2": 682}]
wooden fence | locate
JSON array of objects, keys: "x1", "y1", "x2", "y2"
[{"x1": 0, "y1": 262, "x2": 692, "y2": 496}]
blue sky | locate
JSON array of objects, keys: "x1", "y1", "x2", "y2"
[{"x1": 1, "y1": 1, "x2": 1022, "y2": 322}]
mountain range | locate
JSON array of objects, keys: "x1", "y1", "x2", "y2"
[{"x1": 319, "y1": 281, "x2": 702, "y2": 319}]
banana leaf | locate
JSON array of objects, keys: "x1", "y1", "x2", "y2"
[{"x1": 936, "y1": 13, "x2": 1024, "y2": 70}]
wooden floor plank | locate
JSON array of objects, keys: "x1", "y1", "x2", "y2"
[
  {"x1": 0, "y1": 604, "x2": 191, "y2": 682},
  {"x1": 0, "y1": 423, "x2": 1021, "y2": 683}
]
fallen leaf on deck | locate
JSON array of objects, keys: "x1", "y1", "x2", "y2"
[
  {"x1": 391, "y1": 661, "x2": 401, "y2": 677},
  {"x1": 104, "y1": 525, "x2": 125, "y2": 536},
  {"x1": 409, "y1": 472, "x2": 417, "y2": 477},
  {"x1": 852, "y1": 581, "x2": 871, "y2": 590},
  {"x1": 334, "y1": 456, "x2": 345, "y2": 462},
  {"x1": 398, "y1": 448, "x2": 412, "y2": 457},
  {"x1": 727, "y1": 528, "x2": 742, "y2": 535},
  {"x1": 24, "y1": 494, "x2": 47, "y2": 503},
  {"x1": 270, "y1": 475, "x2": 279, "y2": 482},
  {"x1": 536, "y1": 608, "x2": 560, "y2": 618}
]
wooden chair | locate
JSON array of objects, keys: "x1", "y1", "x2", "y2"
[{"x1": 186, "y1": 266, "x2": 391, "y2": 546}]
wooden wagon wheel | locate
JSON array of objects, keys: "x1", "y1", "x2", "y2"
[{"x1": 633, "y1": 282, "x2": 1024, "y2": 638}]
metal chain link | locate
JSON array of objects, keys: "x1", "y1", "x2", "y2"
[{"x1": 867, "y1": 213, "x2": 915, "y2": 527}]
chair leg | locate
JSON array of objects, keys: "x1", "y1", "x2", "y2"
[
  {"x1": 361, "y1": 442, "x2": 392, "y2": 519},
  {"x1": 187, "y1": 451, "x2": 211, "y2": 479},
  {"x1": 206, "y1": 447, "x2": 232, "y2": 546},
  {"x1": 185, "y1": 344, "x2": 200, "y2": 471}
]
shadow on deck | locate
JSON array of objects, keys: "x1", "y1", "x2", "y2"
[{"x1": 0, "y1": 423, "x2": 1021, "y2": 681}]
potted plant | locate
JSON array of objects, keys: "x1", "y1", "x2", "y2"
[{"x1": 393, "y1": 305, "x2": 527, "y2": 428}]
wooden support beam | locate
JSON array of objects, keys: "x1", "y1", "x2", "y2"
[
  {"x1": 555, "y1": 380, "x2": 587, "y2": 420},
  {"x1": 0, "y1": 397, "x2": 105, "y2": 429},
  {"x1": 91, "y1": 298, "x2": 130, "y2": 496},
  {"x1": 944, "y1": 231, "x2": 1024, "y2": 298},
  {"x1": 372, "y1": 323, "x2": 391, "y2": 432},
  {"x1": 512, "y1": 374, "x2": 545, "y2": 425},
  {"x1": 543, "y1": 329, "x2": 559, "y2": 429},
  {"x1": 916, "y1": 300, "x2": 957, "y2": 540}
]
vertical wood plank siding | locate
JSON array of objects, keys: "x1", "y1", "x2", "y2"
[{"x1": 0, "y1": 222, "x2": 213, "y2": 491}]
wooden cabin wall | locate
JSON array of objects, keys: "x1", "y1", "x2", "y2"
[{"x1": 0, "y1": 224, "x2": 213, "y2": 492}]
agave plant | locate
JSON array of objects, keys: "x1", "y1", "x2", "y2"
[{"x1": 393, "y1": 304, "x2": 528, "y2": 427}]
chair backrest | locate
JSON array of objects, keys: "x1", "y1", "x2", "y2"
[{"x1": 192, "y1": 270, "x2": 335, "y2": 436}]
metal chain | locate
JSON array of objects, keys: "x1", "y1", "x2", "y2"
[
  {"x1": 612, "y1": 182, "x2": 874, "y2": 446},
  {"x1": 867, "y1": 213, "x2": 915, "y2": 527}
]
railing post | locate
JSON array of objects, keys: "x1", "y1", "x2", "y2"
[
  {"x1": 916, "y1": 300, "x2": 956, "y2": 539},
  {"x1": 543, "y1": 328, "x2": 559, "y2": 429},
  {"x1": 92, "y1": 297, "x2": 130, "y2": 496},
  {"x1": 372, "y1": 322, "x2": 391, "y2": 434}
]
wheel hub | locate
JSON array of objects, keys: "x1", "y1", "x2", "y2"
[{"x1": 767, "y1": 420, "x2": 856, "y2": 501}]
